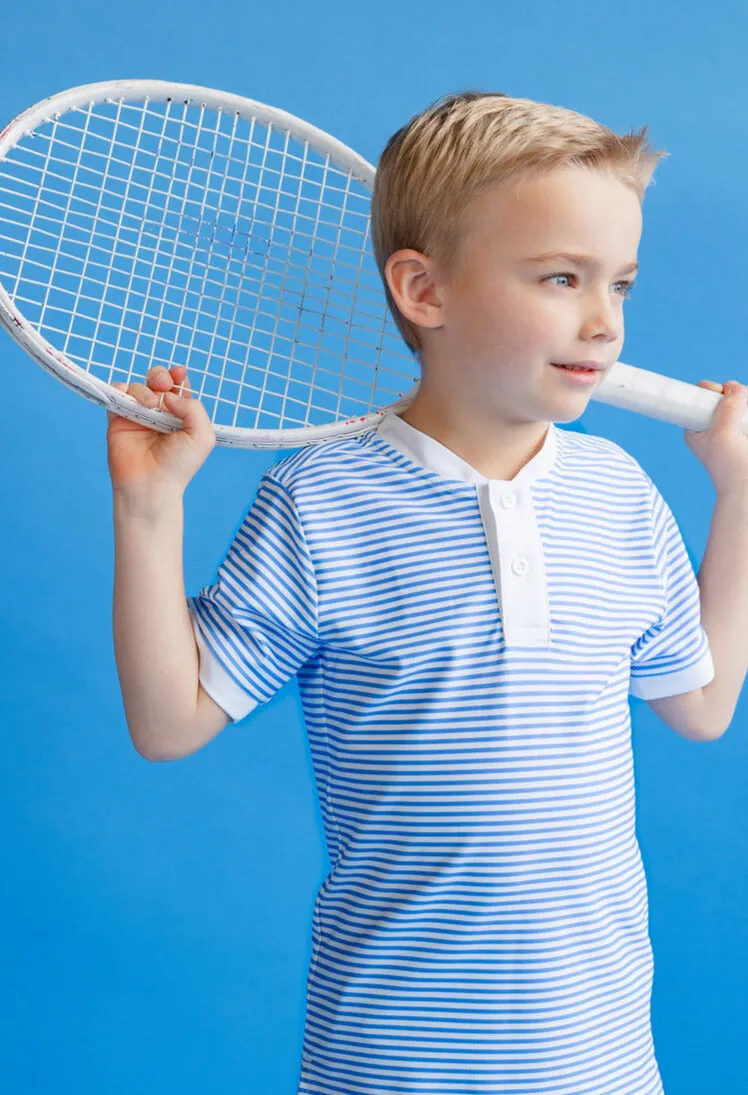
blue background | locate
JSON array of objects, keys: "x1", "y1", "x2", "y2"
[{"x1": 1, "y1": 2, "x2": 746, "y2": 1092}]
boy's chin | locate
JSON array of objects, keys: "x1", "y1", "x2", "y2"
[{"x1": 548, "y1": 399, "x2": 593, "y2": 425}]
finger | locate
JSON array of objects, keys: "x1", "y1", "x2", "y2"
[
  {"x1": 724, "y1": 380, "x2": 748, "y2": 400},
  {"x1": 153, "y1": 368, "x2": 191, "y2": 407},
  {"x1": 176, "y1": 369, "x2": 192, "y2": 397},
  {"x1": 145, "y1": 366, "x2": 176, "y2": 391},
  {"x1": 160, "y1": 386, "x2": 215, "y2": 444},
  {"x1": 706, "y1": 383, "x2": 748, "y2": 434},
  {"x1": 145, "y1": 366, "x2": 192, "y2": 402},
  {"x1": 127, "y1": 381, "x2": 161, "y2": 407},
  {"x1": 165, "y1": 365, "x2": 188, "y2": 389},
  {"x1": 161, "y1": 365, "x2": 191, "y2": 398}
]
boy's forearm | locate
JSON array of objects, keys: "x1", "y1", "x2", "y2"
[
  {"x1": 112, "y1": 488, "x2": 202, "y2": 759},
  {"x1": 697, "y1": 486, "x2": 748, "y2": 734}
]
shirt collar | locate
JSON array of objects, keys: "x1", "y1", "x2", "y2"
[{"x1": 375, "y1": 411, "x2": 558, "y2": 486}]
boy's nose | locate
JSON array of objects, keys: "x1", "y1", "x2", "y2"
[{"x1": 581, "y1": 301, "x2": 621, "y2": 343}]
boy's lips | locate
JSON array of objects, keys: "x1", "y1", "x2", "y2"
[{"x1": 551, "y1": 361, "x2": 606, "y2": 370}]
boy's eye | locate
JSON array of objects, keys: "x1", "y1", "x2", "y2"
[
  {"x1": 544, "y1": 273, "x2": 636, "y2": 298},
  {"x1": 544, "y1": 273, "x2": 576, "y2": 289}
]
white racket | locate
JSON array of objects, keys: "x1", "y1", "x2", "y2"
[{"x1": 0, "y1": 78, "x2": 743, "y2": 449}]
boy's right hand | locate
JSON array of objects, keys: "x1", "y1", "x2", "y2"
[{"x1": 106, "y1": 365, "x2": 216, "y2": 500}]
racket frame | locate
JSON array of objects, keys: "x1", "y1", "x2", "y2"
[{"x1": 0, "y1": 79, "x2": 419, "y2": 449}]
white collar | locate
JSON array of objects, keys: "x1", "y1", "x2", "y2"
[{"x1": 375, "y1": 412, "x2": 558, "y2": 487}]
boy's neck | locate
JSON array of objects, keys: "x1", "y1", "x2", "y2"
[{"x1": 398, "y1": 389, "x2": 550, "y2": 483}]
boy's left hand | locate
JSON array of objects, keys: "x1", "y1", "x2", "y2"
[{"x1": 684, "y1": 379, "x2": 748, "y2": 495}]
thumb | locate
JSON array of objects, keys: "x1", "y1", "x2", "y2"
[{"x1": 161, "y1": 390, "x2": 216, "y2": 446}]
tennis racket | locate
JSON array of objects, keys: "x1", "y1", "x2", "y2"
[{"x1": 0, "y1": 78, "x2": 743, "y2": 449}]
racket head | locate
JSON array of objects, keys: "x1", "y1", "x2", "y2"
[{"x1": 0, "y1": 79, "x2": 419, "y2": 449}]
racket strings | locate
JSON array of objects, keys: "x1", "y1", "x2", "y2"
[
  {"x1": 0, "y1": 161, "x2": 375, "y2": 245},
  {"x1": 14, "y1": 318, "x2": 403, "y2": 425},
  {"x1": 0, "y1": 213, "x2": 390, "y2": 322},
  {"x1": 9, "y1": 272, "x2": 401, "y2": 362},
  {"x1": 0, "y1": 134, "x2": 381, "y2": 292},
  {"x1": 0, "y1": 94, "x2": 415, "y2": 430},
  {"x1": 46, "y1": 103, "x2": 346, "y2": 178},
  {"x1": 5, "y1": 101, "x2": 375, "y2": 212}
]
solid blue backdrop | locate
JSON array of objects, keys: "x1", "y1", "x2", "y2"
[{"x1": 1, "y1": 1, "x2": 746, "y2": 1092}]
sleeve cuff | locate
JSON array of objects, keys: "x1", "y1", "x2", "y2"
[
  {"x1": 629, "y1": 646, "x2": 715, "y2": 700},
  {"x1": 189, "y1": 604, "x2": 261, "y2": 724}
]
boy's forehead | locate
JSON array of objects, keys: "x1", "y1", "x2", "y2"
[
  {"x1": 476, "y1": 167, "x2": 639, "y2": 219},
  {"x1": 463, "y1": 168, "x2": 642, "y2": 257}
]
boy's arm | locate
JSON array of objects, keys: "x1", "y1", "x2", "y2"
[
  {"x1": 648, "y1": 487, "x2": 748, "y2": 741},
  {"x1": 694, "y1": 486, "x2": 748, "y2": 735},
  {"x1": 647, "y1": 690, "x2": 709, "y2": 741},
  {"x1": 112, "y1": 488, "x2": 230, "y2": 762}
]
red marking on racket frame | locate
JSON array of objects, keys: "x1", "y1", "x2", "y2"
[{"x1": 45, "y1": 346, "x2": 73, "y2": 372}]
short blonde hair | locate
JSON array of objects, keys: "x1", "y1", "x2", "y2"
[{"x1": 370, "y1": 90, "x2": 668, "y2": 356}]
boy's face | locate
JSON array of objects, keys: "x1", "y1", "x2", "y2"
[{"x1": 414, "y1": 165, "x2": 643, "y2": 426}]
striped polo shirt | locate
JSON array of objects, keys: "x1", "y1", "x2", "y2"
[{"x1": 187, "y1": 412, "x2": 714, "y2": 1095}]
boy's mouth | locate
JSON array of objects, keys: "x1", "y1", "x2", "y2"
[
  {"x1": 549, "y1": 362, "x2": 601, "y2": 385},
  {"x1": 550, "y1": 362, "x2": 602, "y2": 374}
]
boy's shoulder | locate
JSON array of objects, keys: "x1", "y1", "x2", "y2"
[
  {"x1": 260, "y1": 429, "x2": 383, "y2": 491},
  {"x1": 558, "y1": 425, "x2": 655, "y2": 492}
]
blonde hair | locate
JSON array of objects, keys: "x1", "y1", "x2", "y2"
[{"x1": 370, "y1": 90, "x2": 669, "y2": 356}]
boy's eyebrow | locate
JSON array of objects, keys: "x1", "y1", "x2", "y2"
[{"x1": 524, "y1": 251, "x2": 639, "y2": 274}]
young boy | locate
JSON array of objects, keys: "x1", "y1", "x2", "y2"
[{"x1": 108, "y1": 91, "x2": 748, "y2": 1094}]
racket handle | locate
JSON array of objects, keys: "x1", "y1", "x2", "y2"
[{"x1": 592, "y1": 360, "x2": 748, "y2": 435}]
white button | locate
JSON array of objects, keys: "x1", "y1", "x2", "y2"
[
  {"x1": 499, "y1": 492, "x2": 516, "y2": 509},
  {"x1": 511, "y1": 556, "x2": 529, "y2": 576}
]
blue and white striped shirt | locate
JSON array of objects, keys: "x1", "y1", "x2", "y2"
[{"x1": 188, "y1": 413, "x2": 714, "y2": 1094}]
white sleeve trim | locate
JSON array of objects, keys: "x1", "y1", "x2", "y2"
[
  {"x1": 629, "y1": 647, "x2": 715, "y2": 700},
  {"x1": 190, "y1": 606, "x2": 261, "y2": 724}
]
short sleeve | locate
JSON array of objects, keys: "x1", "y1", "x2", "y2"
[
  {"x1": 629, "y1": 480, "x2": 714, "y2": 700},
  {"x1": 187, "y1": 472, "x2": 319, "y2": 723}
]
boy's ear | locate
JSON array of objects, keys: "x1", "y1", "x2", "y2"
[{"x1": 384, "y1": 249, "x2": 447, "y2": 333}]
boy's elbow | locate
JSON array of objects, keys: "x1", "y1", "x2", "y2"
[
  {"x1": 685, "y1": 725, "x2": 726, "y2": 743},
  {"x1": 129, "y1": 731, "x2": 195, "y2": 762},
  {"x1": 125, "y1": 687, "x2": 234, "y2": 761},
  {"x1": 700, "y1": 721, "x2": 729, "y2": 742},
  {"x1": 647, "y1": 686, "x2": 728, "y2": 742},
  {"x1": 133, "y1": 736, "x2": 220, "y2": 762},
  {"x1": 133, "y1": 739, "x2": 188, "y2": 762}
]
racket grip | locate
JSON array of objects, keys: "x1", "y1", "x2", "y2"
[{"x1": 592, "y1": 360, "x2": 748, "y2": 435}]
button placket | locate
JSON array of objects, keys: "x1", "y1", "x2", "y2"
[{"x1": 484, "y1": 482, "x2": 551, "y2": 648}]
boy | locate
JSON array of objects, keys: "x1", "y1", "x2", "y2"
[{"x1": 108, "y1": 91, "x2": 748, "y2": 1093}]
